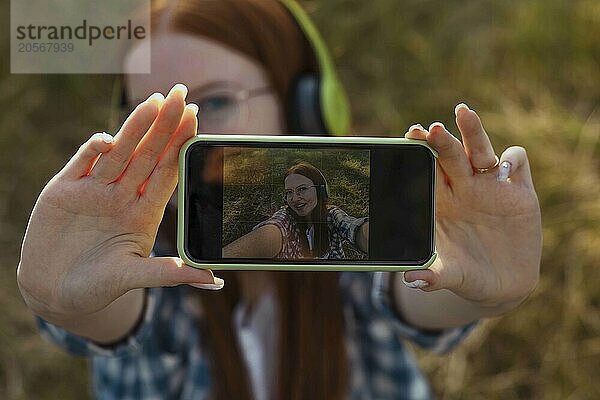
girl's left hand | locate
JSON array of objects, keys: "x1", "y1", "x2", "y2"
[{"x1": 403, "y1": 104, "x2": 541, "y2": 310}]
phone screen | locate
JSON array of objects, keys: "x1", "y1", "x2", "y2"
[{"x1": 183, "y1": 140, "x2": 435, "y2": 265}]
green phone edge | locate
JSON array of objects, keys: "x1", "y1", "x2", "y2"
[{"x1": 177, "y1": 134, "x2": 438, "y2": 271}]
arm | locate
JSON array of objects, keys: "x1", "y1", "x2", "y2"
[
  {"x1": 222, "y1": 224, "x2": 282, "y2": 258},
  {"x1": 392, "y1": 268, "x2": 516, "y2": 330},
  {"x1": 396, "y1": 104, "x2": 541, "y2": 330},
  {"x1": 26, "y1": 287, "x2": 146, "y2": 344},
  {"x1": 355, "y1": 220, "x2": 369, "y2": 253},
  {"x1": 36, "y1": 287, "x2": 169, "y2": 358},
  {"x1": 55, "y1": 289, "x2": 144, "y2": 344}
]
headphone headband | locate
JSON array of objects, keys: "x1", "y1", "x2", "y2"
[{"x1": 279, "y1": 0, "x2": 351, "y2": 136}]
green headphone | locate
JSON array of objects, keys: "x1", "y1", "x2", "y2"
[{"x1": 280, "y1": 0, "x2": 351, "y2": 136}]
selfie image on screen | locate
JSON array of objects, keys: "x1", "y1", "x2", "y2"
[{"x1": 221, "y1": 147, "x2": 370, "y2": 260}]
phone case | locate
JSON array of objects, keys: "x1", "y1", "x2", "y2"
[{"x1": 178, "y1": 134, "x2": 438, "y2": 271}]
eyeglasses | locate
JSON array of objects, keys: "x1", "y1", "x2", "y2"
[
  {"x1": 283, "y1": 185, "x2": 318, "y2": 202},
  {"x1": 125, "y1": 83, "x2": 272, "y2": 133},
  {"x1": 189, "y1": 83, "x2": 272, "y2": 133}
]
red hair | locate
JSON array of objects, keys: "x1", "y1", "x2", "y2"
[{"x1": 152, "y1": 1, "x2": 349, "y2": 400}]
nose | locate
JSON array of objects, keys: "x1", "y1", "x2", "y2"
[{"x1": 290, "y1": 192, "x2": 303, "y2": 204}]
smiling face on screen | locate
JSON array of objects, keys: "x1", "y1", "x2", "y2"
[{"x1": 284, "y1": 174, "x2": 319, "y2": 218}]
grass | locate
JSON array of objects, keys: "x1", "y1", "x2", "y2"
[{"x1": 0, "y1": 0, "x2": 599, "y2": 398}]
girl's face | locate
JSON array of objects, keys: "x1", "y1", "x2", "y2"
[
  {"x1": 124, "y1": 32, "x2": 284, "y2": 134},
  {"x1": 284, "y1": 174, "x2": 318, "y2": 218},
  {"x1": 124, "y1": 32, "x2": 284, "y2": 206}
]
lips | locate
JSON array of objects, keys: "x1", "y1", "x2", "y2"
[{"x1": 294, "y1": 202, "x2": 307, "y2": 212}]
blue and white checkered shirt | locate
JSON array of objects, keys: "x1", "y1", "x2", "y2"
[
  {"x1": 253, "y1": 205, "x2": 368, "y2": 259},
  {"x1": 38, "y1": 271, "x2": 476, "y2": 400}
]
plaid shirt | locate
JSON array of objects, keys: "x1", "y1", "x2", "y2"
[
  {"x1": 38, "y1": 272, "x2": 476, "y2": 400},
  {"x1": 253, "y1": 205, "x2": 368, "y2": 259}
]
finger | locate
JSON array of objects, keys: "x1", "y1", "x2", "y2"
[
  {"x1": 403, "y1": 258, "x2": 462, "y2": 293},
  {"x1": 435, "y1": 162, "x2": 451, "y2": 195},
  {"x1": 61, "y1": 132, "x2": 115, "y2": 180},
  {"x1": 405, "y1": 124, "x2": 453, "y2": 193},
  {"x1": 404, "y1": 123, "x2": 427, "y2": 140},
  {"x1": 498, "y1": 146, "x2": 533, "y2": 185},
  {"x1": 122, "y1": 256, "x2": 224, "y2": 290},
  {"x1": 426, "y1": 122, "x2": 473, "y2": 179},
  {"x1": 91, "y1": 94, "x2": 162, "y2": 182},
  {"x1": 120, "y1": 84, "x2": 189, "y2": 188},
  {"x1": 141, "y1": 103, "x2": 198, "y2": 204},
  {"x1": 454, "y1": 103, "x2": 497, "y2": 170}
]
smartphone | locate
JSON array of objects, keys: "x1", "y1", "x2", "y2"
[{"x1": 178, "y1": 134, "x2": 436, "y2": 271}]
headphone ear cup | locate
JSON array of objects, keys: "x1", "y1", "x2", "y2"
[{"x1": 287, "y1": 73, "x2": 328, "y2": 135}]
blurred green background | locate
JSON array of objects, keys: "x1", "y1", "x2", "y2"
[{"x1": 0, "y1": 0, "x2": 599, "y2": 398}]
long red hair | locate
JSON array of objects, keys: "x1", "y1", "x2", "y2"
[
  {"x1": 285, "y1": 162, "x2": 331, "y2": 257},
  {"x1": 152, "y1": 1, "x2": 350, "y2": 399}
]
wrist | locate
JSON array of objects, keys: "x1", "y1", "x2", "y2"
[{"x1": 394, "y1": 272, "x2": 529, "y2": 330}]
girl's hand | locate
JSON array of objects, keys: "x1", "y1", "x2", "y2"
[
  {"x1": 404, "y1": 104, "x2": 541, "y2": 310},
  {"x1": 17, "y1": 84, "x2": 218, "y2": 322}
]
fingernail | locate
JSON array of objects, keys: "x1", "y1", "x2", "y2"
[
  {"x1": 147, "y1": 92, "x2": 165, "y2": 104},
  {"x1": 189, "y1": 277, "x2": 225, "y2": 290},
  {"x1": 402, "y1": 276, "x2": 429, "y2": 289},
  {"x1": 408, "y1": 123, "x2": 424, "y2": 132},
  {"x1": 170, "y1": 83, "x2": 188, "y2": 98},
  {"x1": 429, "y1": 122, "x2": 445, "y2": 131},
  {"x1": 454, "y1": 103, "x2": 469, "y2": 116},
  {"x1": 98, "y1": 132, "x2": 114, "y2": 144},
  {"x1": 186, "y1": 103, "x2": 199, "y2": 116},
  {"x1": 497, "y1": 160, "x2": 512, "y2": 182}
]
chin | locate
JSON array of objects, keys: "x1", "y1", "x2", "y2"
[{"x1": 292, "y1": 205, "x2": 315, "y2": 218}]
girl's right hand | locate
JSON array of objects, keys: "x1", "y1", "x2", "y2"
[{"x1": 17, "y1": 84, "x2": 218, "y2": 322}]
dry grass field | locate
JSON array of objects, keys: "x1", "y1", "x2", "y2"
[{"x1": 0, "y1": 0, "x2": 598, "y2": 398}]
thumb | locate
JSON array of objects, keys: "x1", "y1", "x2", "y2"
[
  {"x1": 402, "y1": 257, "x2": 462, "y2": 292},
  {"x1": 497, "y1": 146, "x2": 534, "y2": 187},
  {"x1": 121, "y1": 256, "x2": 224, "y2": 290}
]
